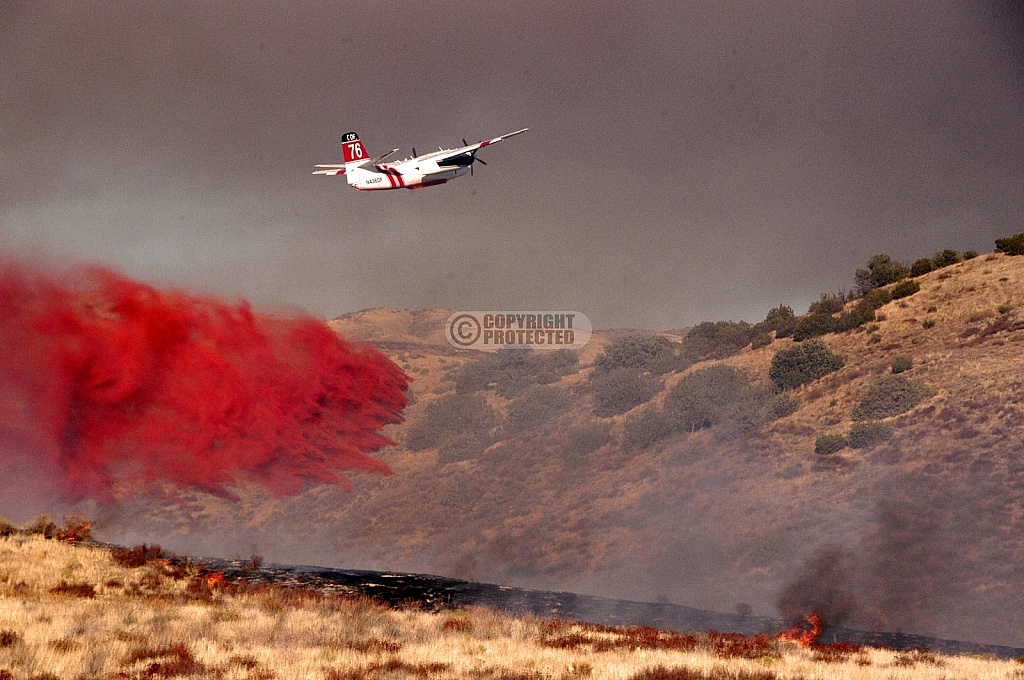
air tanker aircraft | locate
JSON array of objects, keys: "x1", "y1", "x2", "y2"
[{"x1": 313, "y1": 129, "x2": 528, "y2": 190}]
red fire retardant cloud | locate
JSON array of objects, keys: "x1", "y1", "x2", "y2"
[{"x1": 0, "y1": 260, "x2": 409, "y2": 502}]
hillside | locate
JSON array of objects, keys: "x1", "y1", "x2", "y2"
[
  {"x1": 8, "y1": 531, "x2": 1022, "y2": 680},
  {"x1": 97, "y1": 251, "x2": 1024, "y2": 648}
]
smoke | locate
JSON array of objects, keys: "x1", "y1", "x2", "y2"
[
  {"x1": 776, "y1": 484, "x2": 967, "y2": 636},
  {"x1": 0, "y1": 257, "x2": 408, "y2": 512}
]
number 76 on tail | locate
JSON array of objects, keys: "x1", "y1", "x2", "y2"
[{"x1": 313, "y1": 129, "x2": 528, "y2": 191}]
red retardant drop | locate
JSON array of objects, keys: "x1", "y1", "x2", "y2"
[{"x1": 0, "y1": 260, "x2": 409, "y2": 502}]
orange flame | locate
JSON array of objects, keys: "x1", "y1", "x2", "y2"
[
  {"x1": 779, "y1": 611, "x2": 822, "y2": 646},
  {"x1": 204, "y1": 571, "x2": 225, "y2": 587}
]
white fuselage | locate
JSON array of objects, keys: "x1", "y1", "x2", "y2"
[{"x1": 347, "y1": 153, "x2": 470, "y2": 191}]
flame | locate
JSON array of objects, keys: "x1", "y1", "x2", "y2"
[
  {"x1": 779, "y1": 611, "x2": 822, "y2": 646},
  {"x1": 203, "y1": 571, "x2": 225, "y2": 587}
]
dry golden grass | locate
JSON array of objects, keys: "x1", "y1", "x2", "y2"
[{"x1": 1, "y1": 534, "x2": 1022, "y2": 680}]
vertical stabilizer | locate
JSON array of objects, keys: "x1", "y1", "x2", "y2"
[{"x1": 342, "y1": 132, "x2": 368, "y2": 164}]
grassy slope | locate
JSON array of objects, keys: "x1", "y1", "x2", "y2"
[
  {"x1": 1, "y1": 534, "x2": 1019, "y2": 680},
  {"x1": 106, "y1": 253, "x2": 1024, "y2": 647}
]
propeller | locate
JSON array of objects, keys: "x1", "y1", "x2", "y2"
[{"x1": 463, "y1": 138, "x2": 488, "y2": 175}]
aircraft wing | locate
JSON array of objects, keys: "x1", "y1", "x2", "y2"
[
  {"x1": 455, "y1": 128, "x2": 528, "y2": 156},
  {"x1": 312, "y1": 165, "x2": 346, "y2": 175}
]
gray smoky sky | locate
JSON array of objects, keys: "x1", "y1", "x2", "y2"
[{"x1": 2, "y1": 1, "x2": 1022, "y2": 329}]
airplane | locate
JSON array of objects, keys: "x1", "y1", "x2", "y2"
[{"x1": 313, "y1": 128, "x2": 528, "y2": 190}]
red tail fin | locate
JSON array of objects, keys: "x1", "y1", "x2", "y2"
[{"x1": 342, "y1": 132, "x2": 368, "y2": 163}]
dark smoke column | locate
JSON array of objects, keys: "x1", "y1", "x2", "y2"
[{"x1": 0, "y1": 259, "x2": 409, "y2": 505}]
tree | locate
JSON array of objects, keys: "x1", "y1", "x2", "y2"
[{"x1": 854, "y1": 254, "x2": 906, "y2": 294}]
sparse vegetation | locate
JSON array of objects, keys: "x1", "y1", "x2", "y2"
[
  {"x1": 922, "y1": 317, "x2": 937, "y2": 329},
  {"x1": 855, "y1": 254, "x2": 906, "y2": 294},
  {"x1": 769, "y1": 340, "x2": 845, "y2": 391},
  {"x1": 852, "y1": 375, "x2": 934, "y2": 420}
]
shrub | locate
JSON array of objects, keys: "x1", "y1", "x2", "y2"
[
  {"x1": 963, "y1": 250, "x2": 978, "y2": 260},
  {"x1": 996, "y1": 232, "x2": 1024, "y2": 256},
  {"x1": 0, "y1": 517, "x2": 15, "y2": 538},
  {"x1": 437, "y1": 433, "x2": 487, "y2": 465},
  {"x1": 453, "y1": 350, "x2": 579, "y2": 396},
  {"x1": 932, "y1": 249, "x2": 961, "y2": 268},
  {"x1": 852, "y1": 375, "x2": 934, "y2": 420},
  {"x1": 815, "y1": 434, "x2": 847, "y2": 455},
  {"x1": 664, "y1": 365, "x2": 752, "y2": 433},
  {"x1": 681, "y1": 321, "x2": 755, "y2": 362},
  {"x1": 25, "y1": 514, "x2": 56, "y2": 538},
  {"x1": 769, "y1": 340, "x2": 845, "y2": 391},
  {"x1": 792, "y1": 313, "x2": 835, "y2": 341},
  {"x1": 503, "y1": 385, "x2": 572, "y2": 434},
  {"x1": 922, "y1": 317, "x2": 937, "y2": 329},
  {"x1": 562, "y1": 422, "x2": 611, "y2": 462},
  {"x1": 890, "y1": 279, "x2": 921, "y2": 300},
  {"x1": 855, "y1": 254, "x2": 907, "y2": 294},
  {"x1": 406, "y1": 393, "x2": 496, "y2": 450},
  {"x1": 891, "y1": 355, "x2": 912, "y2": 374},
  {"x1": 766, "y1": 394, "x2": 799, "y2": 420},
  {"x1": 847, "y1": 421, "x2": 894, "y2": 448},
  {"x1": 910, "y1": 257, "x2": 935, "y2": 277},
  {"x1": 590, "y1": 368, "x2": 660, "y2": 417},
  {"x1": 750, "y1": 331, "x2": 773, "y2": 349},
  {"x1": 808, "y1": 293, "x2": 846, "y2": 316},
  {"x1": 763, "y1": 305, "x2": 796, "y2": 338},
  {"x1": 594, "y1": 335, "x2": 676, "y2": 375},
  {"x1": 623, "y1": 406, "x2": 673, "y2": 451}
]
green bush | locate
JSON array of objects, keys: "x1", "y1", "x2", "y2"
[
  {"x1": 406, "y1": 393, "x2": 496, "y2": 450},
  {"x1": 792, "y1": 313, "x2": 835, "y2": 341},
  {"x1": 910, "y1": 257, "x2": 935, "y2": 277},
  {"x1": 963, "y1": 250, "x2": 978, "y2": 260},
  {"x1": 855, "y1": 254, "x2": 907, "y2": 294},
  {"x1": 890, "y1": 279, "x2": 921, "y2": 300},
  {"x1": 0, "y1": 517, "x2": 15, "y2": 538},
  {"x1": 664, "y1": 364, "x2": 752, "y2": 432},
  {"x1": 769, "y1": 339, "x2": 845, "y2": 391},
  {"x1": 750, "y1": 331, "x2": 773, "y2": 349},
  {"x1": 502, "y1": 385, "x2": 572, "y2": 434},
  {"x1": 852, "y1": 375, "x2": 934, "y2": 420},
  {"x1": 891, "y1": 355, "x2": 913, "y2": 374},
  {"x1": 766, "y1": 394, "x2": 799, "y2": 420},
  {"x1": 437, "y1": 433, "x2": 488, "y2": 464},
  {"x1": 996, "y1": 233, "x2": 1024, "y2": 256},
  {"x1": 590, "y1": 367, "x2": 660, "y2": 417},
  {"x1": 594, "y1": 335, "x2": 676, "y2": 375},
  {"x1": 453, "y1": 350, "x2": 579, "y2": 396},
  {"x1": 562, "y1": 422, "x2": 611, "y2": 463},
  {"x1": 808, "y1": 293, "x2": 846, "y2": 316},
  {"x1": 847, "y1": 421, "x2": 894, "y2": 448},
  {"x1": 762, "y1": 305, "x2": 797, "y2": 339},
  {"x1": 622, "y1": 406, "x2": 673, "y2": 451},
  {"x1": 922, "y1": 317, "x2": 937, "y2": 329},
  {"x1": 932, "y1": 249, "x2": 961, "y2": 268},
  {"x1": 681, "y1": 321, "x2": 756, "y2": 362},
  {"x1": 815, "y1": 434, "x2": 847, "y2": 455}
]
